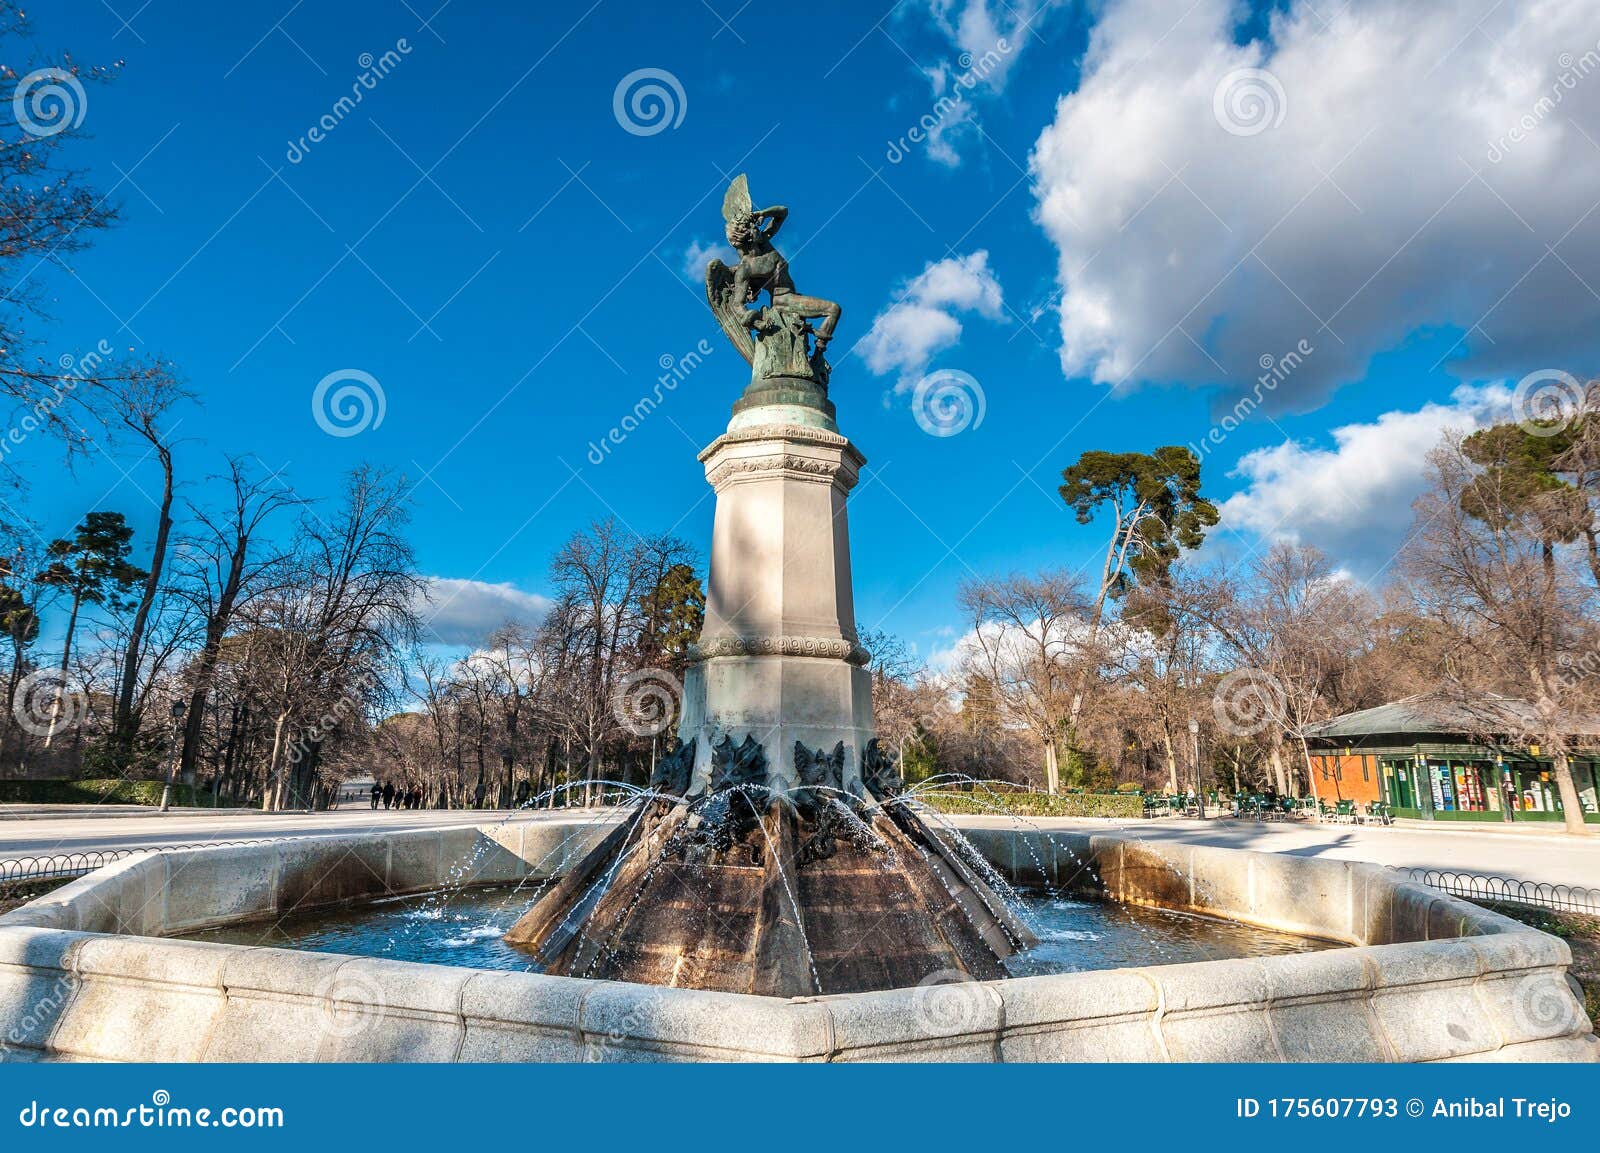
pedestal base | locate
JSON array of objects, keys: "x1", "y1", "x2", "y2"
[
  {"x1": 683, "y1": 410, "x2": 875, "y2": 789},
  {"x1": 678, "y1": 653, "x2": 874, "y2": 792}
]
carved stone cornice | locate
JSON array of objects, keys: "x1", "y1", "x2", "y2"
[
  {"x1": 700, "y1": 423, "x2": 855, "y2": 457},
  {"x1": 700, "y1": 423, "x2": 867, "y2": 491},
  {"x1": 689, "y1": 634, "x2": 872, "y2": 666},
  {"x1": 703, "y1": 452, "x2": 850, "y2": 488}
]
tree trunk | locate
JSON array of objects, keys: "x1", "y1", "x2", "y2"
[
  {"x1": 0, "y1": 639, "x2": 28, "y2": 766},
  {"x1": 1160, "y1": 726, "x2": 1179, "y2": 794},
  {"x1": 113, "y1": 443, "x2": 175, "y2": 759},
  {"x1": 1269, "y1": 744, "x2": 1290, "y2": 796},
  {"x1": 264, "y1": 711, "x2": 290, "y2": 812},
  {"x1": 1042, "y1": 740, "x2": 1060, "y2": 795},
  {"x1": 1552, "y1": 749, "x2": 1592, "y2": 836},
  {"x1": 43, "y1": 588, "x2": 84, "y2": 749},
  {"x1": 179, "y1": 538, "x2": 248, "y2": 781},
  {"x1": 1298, "y1": 734, "x2": 1323, "y2": 818}
]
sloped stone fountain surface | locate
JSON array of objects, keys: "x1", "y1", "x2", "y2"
[{"x1": 0, "y1": 817, "x2": 1594, "y2": 1063}]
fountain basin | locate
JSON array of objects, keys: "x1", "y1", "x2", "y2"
[
  {"x1": 177, "y1": 884, "x2": 1333, "y2": 974},
  {"x1": 0, "y1": 817, "x2": 1594, "y2": 1062}
]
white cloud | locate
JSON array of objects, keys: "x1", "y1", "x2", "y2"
[
  {"x1": 417, "y1": 577, "x2": 551, "y2": 647},
  {"x1": 1219, "y1": 384, "x2": 1512, "y2": 575},
  {"x1": 859, "y1": 250, "x2": 1006, "y2": 387},
  {"x1": 913, "y1": 0, "x2": 1055, "y2": 92},
  {"x1": 919, "y1": 62, "x2": 977, "y2": 167},
  {"x1": 1030, "y1": 0, "x2": 1600, "y2": 407},
  {"x1": 894, "y1": 2, "x2": 1048, "y2": 166},
  {"x1": 681, "y1": 237, "x2": 735, "y2": 281}
]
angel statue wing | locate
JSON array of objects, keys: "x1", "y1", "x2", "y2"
[
  {"x1": 705, "y1": 258, "x2": 756, "y2": 365},
  {"x1": 706, "y1": 174, "x2": 759, "y2": 363},
  {"x1": 722, "y1": 173, "x2": 753, "y2": 223}
]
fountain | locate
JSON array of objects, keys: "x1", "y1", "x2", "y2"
[
  {"x1": 0, "y1": 177, "x2": 1594, "y2": 1063},
  {"x1": 502, "y1": 174, "x2": 1033, "y2": 996}
]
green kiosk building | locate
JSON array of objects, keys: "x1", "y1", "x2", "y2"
[{"x1": 1302, "y1": 693, "x2": 1600, "y2": 826}]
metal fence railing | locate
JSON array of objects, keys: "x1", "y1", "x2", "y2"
[
  {"x1": 0, "y1": 839, "x2": 291, "y2": 887},
  {"x1": 1405, "y1": 868, "x2": 1600, "y2": 916}
]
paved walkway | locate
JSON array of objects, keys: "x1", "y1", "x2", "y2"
[
  {"x1": 0, "y1": 806, "x2": 585, "y2": 860},
  {"x1": 3, "y1": 805, "x2": 1595, "y2": 890},
  {"x1": 948, "y1": 814, "x2": 1600, "y2": 890}
]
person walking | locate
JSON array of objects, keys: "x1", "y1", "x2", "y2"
[
  {"x1": 369, "y1": 783, "x2": 380, "y2": 810},
  {"x1": 381, "y1": 781, "x2": 395, "y2": 810}
]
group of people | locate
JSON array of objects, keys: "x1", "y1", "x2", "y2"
[{"x1": 371, "y1": 781, "x2": 425, "y2": 810}]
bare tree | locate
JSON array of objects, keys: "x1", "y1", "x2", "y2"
[
  {"x1": 1398, "y1": 436, "x2": 1598, "y2": 835},
  {"x1": 1206, "y1": 543, "x2": 1377, "y2": 804},
  {"x1": 547, "y1": 519, "x2": 695, "y2": 802},
  {"x1": 1105, "y1": 567, "x2": 1221, "y2": 794},
  {"x1": 103, "y1": 367, "x2": 194, "y2": 763},
  {"x1": 174, "y1": 458, "x2": 299, "y2": 781},
  {"x1": 956, "y1": 571, "x2": 1092, "y2": 793},
  {"x1": 254, "y1": 467, "x2": 421, "y2": 811}
]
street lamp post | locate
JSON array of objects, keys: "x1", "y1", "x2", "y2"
[
  {"x1": 159, "y1": 699, "x2": 187, "y2": 813},
  {"x1": 1189, "y1": 717, "x2": 1206, "y2": 821}
]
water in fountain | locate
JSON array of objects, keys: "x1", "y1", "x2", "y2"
[{"x1": 496, "y1": 741, "x2": 1040, "y2": 997}]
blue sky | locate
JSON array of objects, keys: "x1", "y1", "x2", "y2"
[{"x1": 8, "y1": 0, "x2": 1597, "y2": 660}]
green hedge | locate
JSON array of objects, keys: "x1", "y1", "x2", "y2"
[
  {"x1": 0, "y1": 779, "x2": 251, "y2": 808},
  {"x1": 917, "y1": 788, "x2": 1144, "y2": 820}
]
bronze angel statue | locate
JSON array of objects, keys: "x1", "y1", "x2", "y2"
[{"x1": 706, "y1": 174, "x2": 842, "y2": 386}]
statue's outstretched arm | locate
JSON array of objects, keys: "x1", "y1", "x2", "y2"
[{"x1": 757, "y1": 205, "x2": 788, "y2": 238}]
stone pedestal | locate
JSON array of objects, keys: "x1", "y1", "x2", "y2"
[
  {"x1": 677, "y1": 402, "x2": 875, "y2": 791},
  {"x1": 506, "y1": 383, "x2": 1036, "y2": 996}
]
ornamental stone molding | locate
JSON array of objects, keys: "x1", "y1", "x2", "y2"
[
  {"x1": 704, "y1": 452, "x2": 852, "y2": 488},
  {"x1": 689, "y1": 633, "x2": 872, "y2": 666},
  {"x1": 700, "y1": 422, "x2": 855, "y2": 455},
  {"x1": 699, "y1": 424, "x2": 867, "y2": 491}
]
